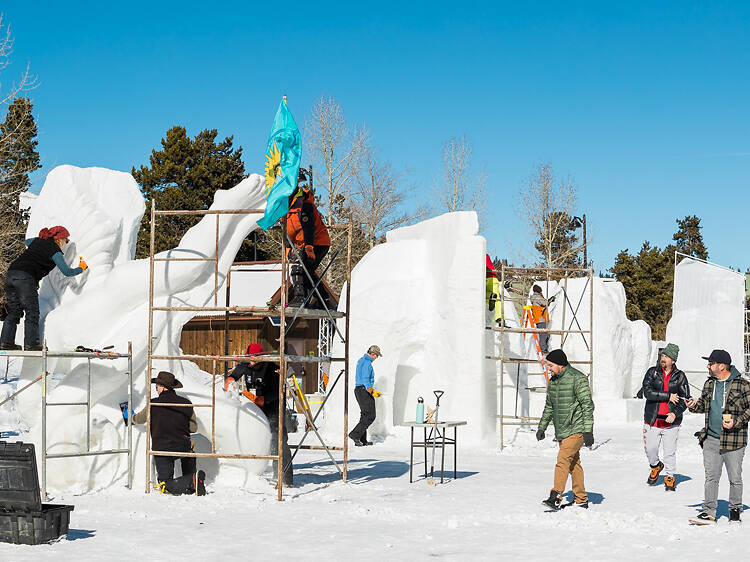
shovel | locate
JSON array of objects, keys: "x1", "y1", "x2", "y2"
[{"x1": 426, "y1": 390, "x2": 445, "y2": 486}]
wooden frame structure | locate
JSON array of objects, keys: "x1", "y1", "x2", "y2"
[
  {"x1": 145, "y1": 203, "x2": 352, "y2": 501},
  {"x1": 0, "y1": 343, "x2": 134, "y2": 497},
  {"x1": 488, "y1": 265, "x2": 594, "y2": 450}
]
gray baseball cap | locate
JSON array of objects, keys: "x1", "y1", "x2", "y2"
[{"x1": 367, "y1": 345, "x2": 382, "y2": 357}]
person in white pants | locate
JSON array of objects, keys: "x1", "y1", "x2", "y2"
[{"x1": 641, "y1": 343, "x2": 690, "y2": 491}]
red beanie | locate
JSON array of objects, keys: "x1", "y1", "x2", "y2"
[
  {"x1": 246, "y1": 343, "x2": 263, "y2": 355},
  {"x1": 38, "y1": 226, "x2": 71, "y2": 240}
]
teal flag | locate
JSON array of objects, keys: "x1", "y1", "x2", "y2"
[{"x1": 258, "y1": 98, "x2": 301, "y2": 230}]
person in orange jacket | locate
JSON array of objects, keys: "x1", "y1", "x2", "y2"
[
  {"x1": 285, "y1": 172, "x2": 331, "y2": 308},
  {"x1": 224, "y1": 343, "x2": 293, "y2": 486}
]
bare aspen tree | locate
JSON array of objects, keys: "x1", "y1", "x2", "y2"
[
  {"x1": 352, "y1": 140, "x2": 415, "y2": 249},
  {"x1": 304, "y1": 96, "x2": 366, "y2": 223},
  {"x1": 517, "y1": 163, "x2": 585, "y2": 268},
  {"x1": 434, "y1": 134, "x2": 487, "y2": 228}
]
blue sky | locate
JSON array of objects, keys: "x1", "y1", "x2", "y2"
[{"x1": 3, "y1": 1, "x2": 749, "y2": 272}]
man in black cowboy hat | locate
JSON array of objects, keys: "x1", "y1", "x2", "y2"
[{"x1": 133, "y1": 371, "x2": 206, "y2": 496}]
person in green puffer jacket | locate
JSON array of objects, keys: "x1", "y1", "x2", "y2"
[{"x1": 536, "y1": 349, "x2": 595, "y2": 509}]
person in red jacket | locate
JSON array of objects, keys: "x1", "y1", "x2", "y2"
[
  {"x1": 285, "y1": 175, "x2": 331, "y2": 309},
  {"x1": 1, "y1": 226, "x2": 87, "y2": 351}
]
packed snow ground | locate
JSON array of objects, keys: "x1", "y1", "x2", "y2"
[{"x1": 2, "y1": 367, "x2": 748, "y2": 561}]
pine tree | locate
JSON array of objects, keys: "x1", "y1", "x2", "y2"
[
  {"x1": 672, "y1": 215, "x2": 708, "y2": 261},
  {"x1": 0, "y1": 98, "x2": 41, "y2": 314},
  {"x1": 611, "y1": 216, "x2": 710, "y2": 339},
  {"x1": 133, "y1": 126, "x2": 250, "y2": 258}
]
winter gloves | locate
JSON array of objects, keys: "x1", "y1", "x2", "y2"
[
  {"x1": 368, "y1": 387, "x2": 382, "y2": 397},
  {"x1": 224, "y1": 377, "x2": 236, "y2": 392},
  {"x1": 304, "y1": 245, "x2": 316, "y2": 260},
  {"x1": 583, "y1": 432, "x2": 594, "y2": 447},
  {"x1": 536, "y1": 429, "x2": 545, "y2": 441},
  {"x1": 78, "y1": 256, "x2": 88, "y2": 271},
  {"x1": 242, "y1": 390, "x2": 265, "y2": 406}
]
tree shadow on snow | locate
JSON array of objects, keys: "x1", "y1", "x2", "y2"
[
  {"x1": 562, "y1": 491, "x2": 605, "y2": 505},
  {"x1": 688, "y1": 500, "x2": 750, "y2": 519},
  {"x1": 66, "y1": 529, "x2": 96, "y2": 540},
  {"x1": 294, "y1": 458, "x2": 410, "y2": 486}
]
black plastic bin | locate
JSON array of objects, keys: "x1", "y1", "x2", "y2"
[{"x1": 0, "y1": 441, "x2": 74, "y2": 544}]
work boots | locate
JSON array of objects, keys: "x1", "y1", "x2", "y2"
[
  {"x1": 194, "y1": 470, "x2": 206, "y2": 496},
  {"x1": 647, "y1": 461, "x2": 664, "y2": 485},
  {"x1": 288, "y1": 265, "x2": 307, "y2": 307},
  {"x1": 664, "y1": 475, "x2": 676, "y2": 491},
  {"x1": 542, "y1": 490, "x2": 562, "y2": 510},
  {"x1": 0, "y1": 342, "x2": 22, "y2": 350},
  {"x1": 730, "y1": 508, "x2": 742, "y2": 524}
]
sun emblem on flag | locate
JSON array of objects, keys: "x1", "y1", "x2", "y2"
[{"x1": 264, "y1": 141, "x2": 282, "y2": 195}]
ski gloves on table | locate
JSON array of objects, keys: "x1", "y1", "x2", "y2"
[{"x1": 536, "y1": 429, "x2": 594, "y2": 447}]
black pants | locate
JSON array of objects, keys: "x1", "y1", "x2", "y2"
[
  {"x1": 292, "y1": 245, "x2": 331, "y2": 306},
  {"x1": 154, "y1": 452, "x2": 196, "y2": 495},
  {"x1": 267, "y1": 410, "x2": 293, "y2": 485},
  {"x1": 1, "y1": 270, "x2": 39, "y2": 347},
  {"x1": 350, "y1": 386, "x2": 376, "y2": 442}
]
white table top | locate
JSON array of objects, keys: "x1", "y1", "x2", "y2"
[{"x1": 401, "y1": 421, "x2": 467, "y2": 428}]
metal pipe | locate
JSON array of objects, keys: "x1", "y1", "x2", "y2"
[
  {"x1": 41, "y1": 341, "x2": 47, "y2": 499},
  {"x1": 224, "y1": 269, "x2": 231, "y2": 378},
  {"x1": 47, "y1": 449, "x2": 130, "y2": 459},
  {"x1": 485, "y1": 327, "x2": 590, "y2": 334},
  {"x1": 0, "y1": 375, "x2": 42, "y2": 408},
  {"x1": 46, "y1": 402, "x2": 87, "y2": 407},
  {"x1": 499, "y1": 265, "x2": 505, "y2": 450},
  {"x1": 150, "y1": 451, "x2": 279, "y2": 459},
  {"x1": 86, "y1": 358, "x2": 91, "y2": 452},
  {"x1": 128, "y1": 341, "x2": 133, "y2": 490},
  {"x1": 278, "y1": 216, "x2": 288, "y2": 502},
  {"x1": 150, "y1": 354, "x2": 335, "y2": 363},
  {"x1": 153, "y1": 209, "x2": 265, "y2": 216},
  {"x1": 214, "y1": 213, "x2": 219, "y2": 307},
  {"x1": 146, "y1": 200, "x2": 156, "y2": 493},
  {"x1": 343, "y1": 217, "x2": 352, "y2": 481},
  {"x1": 589, "y1": 268, "x2": 595, "y2": 392}
]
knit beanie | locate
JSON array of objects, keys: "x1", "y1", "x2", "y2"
[
  {"x1": 38, "y1": 226, "x2": 70, "y2": 240},
  {"x1": 546, "y1": 349, "x2": 568, "y2": 367},
  {"x1": 661, "y1": 343, "x2": 679, "y2": 362}
]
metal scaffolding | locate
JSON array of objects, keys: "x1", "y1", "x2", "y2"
[
  {"x1": 0, "y1": 342, "x2": 134, "y2": 497},
  {"x1": 488, "y1": 265, "x2": 594, "y2": 450},
  {"x1": 146, "y1": 203, "x2": 352, "y2": 501}
]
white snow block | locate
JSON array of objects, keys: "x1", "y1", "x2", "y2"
[
  {"x1": 328, "y1": 212, "x2": 494, "y2": 444},
  {"x1": 666, "y1": 257, "x2": 746, "y2": 376},
  {"x1": 15, "y1": 167, "x2": 273, "y2": 492}
]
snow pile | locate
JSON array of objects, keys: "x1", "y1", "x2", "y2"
[
  {"x1": 327, "y1": 212, "x2": 493, "y2": 443},
  {"x1": 666, "y1": 257, "x2": 746, "y2": 378},
  {"x1": 13, "y1": 166, "x2": 272, "y2": 493}
]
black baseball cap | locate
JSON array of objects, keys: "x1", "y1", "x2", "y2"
[{"x1": 701, "y1": 349, "x2": 732, "y2": 365}]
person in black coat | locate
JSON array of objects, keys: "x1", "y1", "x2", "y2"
[
  {"x1": 134, "y1": 371, "x2": 205, "y2": 496},
  {"x1": 225, "y1": 343, "x2": 293, "y2": 486},
  {"x1": 1, "y1": 226, "x2": 87, "y2": 351},
  {"x1": 641, "y1": 343, "x2": 690, "y2": 491}
]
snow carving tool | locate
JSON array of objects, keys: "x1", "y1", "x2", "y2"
[{"x1": 426, "y1": 389, "x2": 445, "y2": 486}]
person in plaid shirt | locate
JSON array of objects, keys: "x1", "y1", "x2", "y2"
[{"x1": 686, "y1": 349, "x2": 750, "y2": 524}]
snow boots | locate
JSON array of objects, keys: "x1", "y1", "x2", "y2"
[
  {"x1": 0, "y1": 342, "x2": 21, "y2": 351},
  {"x1": 194, "y1": 470, "x2": 206, "y2": 496},
  {"x1": 647, "y1": 461, "x2": 664, "y2": 485},
  {"x1": 664, "y1": 475, "x2": 676, "y2": 491},
  {"x1": 289, "y1": 265, "x2": 307, "y2": 307},
  {"x1": 730, "y1": 508, "x2": 742, "y2": 524},
  {"x1": 695, "y1": 512, "x2": 715, "y2": 523},
  {"x1": 542, "y1": 490, "x2": 562, "y2": 510}
]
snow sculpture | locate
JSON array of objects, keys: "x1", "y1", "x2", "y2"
[
  {"x1": 327, "y1": 212, "x2": 495, "y2": 444},
  {"x1": 15, "y1": 166, "x2": 272, "y2": 492},
  {"x1": 666, "y1": 257, "x2": 746, "y2": 379}
]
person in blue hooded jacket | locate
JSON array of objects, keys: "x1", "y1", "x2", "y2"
[{"x1": 348, "y1": 345, "x2": 382, "y2": 446}]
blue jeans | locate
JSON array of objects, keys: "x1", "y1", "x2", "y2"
[{"x1": 1, "y1": 270, "x2": 40, "y2": 347}]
